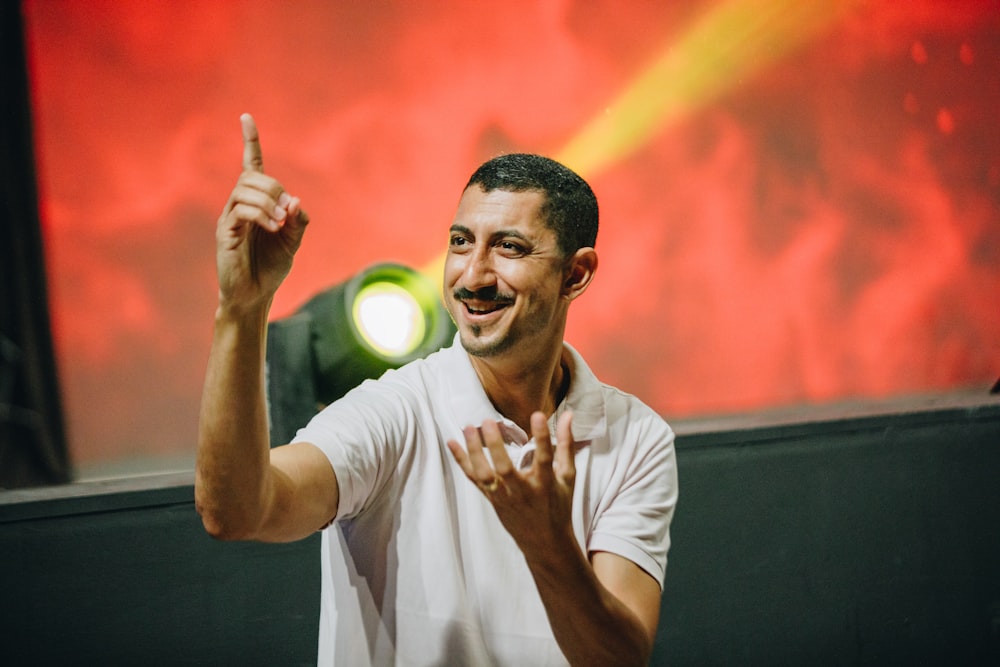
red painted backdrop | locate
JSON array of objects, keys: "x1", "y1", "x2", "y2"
[{"x1": 22, "y1": 0, "x2": 1000, "y2": 471}]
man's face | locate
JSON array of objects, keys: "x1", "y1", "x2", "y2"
[{"x1": 443, "y1": 186, "x2": 568, "y2": 360}]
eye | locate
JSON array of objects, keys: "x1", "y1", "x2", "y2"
[
  {"x1": 498, "y1": 240, "x2": 527, "y2": 256},
  {"x1": 449, "y1": 234, "x2": 470, "y2": 248}
]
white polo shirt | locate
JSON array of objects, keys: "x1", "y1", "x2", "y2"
[{"x1": 294, "y1": 337, "x2": 677, "y2": 666}]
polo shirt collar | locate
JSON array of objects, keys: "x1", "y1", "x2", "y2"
[
  {"x1": 442, "y1": 335, "x2": 608, "y2": 444},
  {"x1": 558, "y1": 342, "x2": 607, "y2": 443}
]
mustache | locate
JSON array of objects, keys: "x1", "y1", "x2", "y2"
[{"x1": 453, "y1": 286, "x2": 515, "y2": 305}]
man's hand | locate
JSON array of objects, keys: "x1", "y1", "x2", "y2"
[
  {"x1": 449, "y1": 411, "x2": 660, "y2": 665},
  {"x1": 215, "y1": 113, "x2": 309, "y2": 314},
  {"x1": 447, "y1": 410, "x2": 577, "y2": 557}
]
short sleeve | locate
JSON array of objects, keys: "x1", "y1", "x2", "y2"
[
  {"x1": 292, "y1": 377, "x2": 415, "y2": 521},
  {"x1": 587, "y1": 401, "x2": 678, "y2": 588}
]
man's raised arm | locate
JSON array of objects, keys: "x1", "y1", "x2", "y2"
[{"x1": 195, "y1": 114, "x2": 338, "y2": 544}]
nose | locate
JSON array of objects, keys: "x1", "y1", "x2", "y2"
[{"x1": 459, "y1": 245, "x2": 495, "y2": 292}]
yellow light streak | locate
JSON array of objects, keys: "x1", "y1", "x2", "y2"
[
  {"x1": 557, "y1": 0, "x2": 862, "y2": 176},
  {"x1": 421, "y1": 0, "x2": 861, "y2": 279}
]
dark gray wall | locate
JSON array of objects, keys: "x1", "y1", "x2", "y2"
[
  {"x1": 2, "y1": 396, "x2": 998, "y2": 666},
  {"x1": 0, "y1": 476, "x2": 320, "y2": 665},
  {"x1": 658, "y1": 397, "x2": 1000, "y2": 666}
]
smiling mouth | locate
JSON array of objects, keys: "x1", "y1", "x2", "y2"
[
  {"x1": 464, "y1": 302, "x2": 507, "y2": 315},
  {"x1": 454, "y1": 288, "x2": 513, "y2": 316}
]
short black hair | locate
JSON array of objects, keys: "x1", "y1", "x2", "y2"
[{"x1": 464, "y1": 153, "x2": 598, "y2": 257}]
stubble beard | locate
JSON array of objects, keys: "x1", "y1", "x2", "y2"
[
  {"x1": 450, "y1": 286, "x2": 519, "y2": 358},
  {"x1": 460, "y1": 323, "x2": 515, "y2": 358}
]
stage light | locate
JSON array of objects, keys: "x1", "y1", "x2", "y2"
[
  {"x1": 265, "y1": 263, "x2": 454, "y2": 445},
  {"x1": 351, "y1": 268, "x2": 431, "y2": 360}
]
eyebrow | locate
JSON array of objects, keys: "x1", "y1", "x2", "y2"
[{"x1": 449, "y1": 224, "x2": 533, "y2": 244}]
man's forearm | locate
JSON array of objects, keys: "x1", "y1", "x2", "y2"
[
  {"x1": 195, "y1": 305, "x2": 273, "y2": 540},
  {"x1": 526, "y1": 538, "x2": 653, "y2": 667}
]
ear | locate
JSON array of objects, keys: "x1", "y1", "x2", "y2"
[{"x1": 561, "y1": 247, "x2": 598, "y2": 301}]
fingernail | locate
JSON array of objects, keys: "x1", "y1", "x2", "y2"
[
  {"x1": 273, "y1": 206, "x2": 287, "y2": 220},
  {"x1": 278, "y1": 192, "x2": 292, "y2": 207}
]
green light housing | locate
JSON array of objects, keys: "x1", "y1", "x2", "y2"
[{"x1": 265, "y1": 263, "x2": 455, "y2": 445}]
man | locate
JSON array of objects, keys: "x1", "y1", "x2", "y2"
[{"x1": 196, "y1": 114, "x2": 678, "y2": 666}]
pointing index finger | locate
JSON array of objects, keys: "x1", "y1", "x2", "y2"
[{"x1": 240, "y1": 113, "x2": 264, "y2": 173}]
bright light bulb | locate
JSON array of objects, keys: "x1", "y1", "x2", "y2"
[{"x1": 352, "y1": 282, "x2": 426, "y2": 358}]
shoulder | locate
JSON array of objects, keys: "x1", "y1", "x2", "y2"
[
  {"x1": 564, "y1": 343, "x2": 674, "y2": 448},
  {"x1": 362, "y1": 340, "x2": 461, "y2": 403},
  {"x1": 306, "y1": 340, "x2": 464, "y2": 433},
  {"x1": 603, "y1": 385, "x2": 673, "y2": 437},
  {"x1": 596, "y1": 386, "x2": 676, "y2": 480}
]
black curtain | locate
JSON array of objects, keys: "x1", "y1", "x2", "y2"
[{"x1": 0, "y1": 1, "x2": 71, "y2": 488}]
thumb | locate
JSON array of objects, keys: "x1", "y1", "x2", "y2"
[{"x1": 285, "y1": 196, "x2": 310, "y2": 230}]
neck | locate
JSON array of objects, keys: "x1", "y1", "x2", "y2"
[{"x1": 469, "y1": 346, "x2": 569, "y2": 433}]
